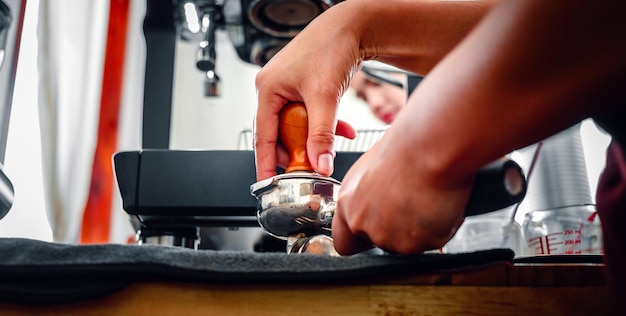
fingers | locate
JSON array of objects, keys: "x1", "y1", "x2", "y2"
[
  {"x1": 336, "y1": 119, "x2": 357, "y2": 140},
  {"x1": 332, "y1": 156, "x2": 376, "y2": 255},
  {"x1": 253, "y1": 93, "x2": 285, "y2": 181},
  {"x1": 332, "y1": 206, "x2": 375, "y2": 255},
  {"x1": 304, "y1": 94, "x2": 344, "y2": 177},
  {"x1": 275, "y1": 144, "x2": 289, "y2": 170},
  {"x1": 331, "y1": 142, "x2": 460, "y2": 256},
  {"x1": 254, "y1": 105, "x2": 356, "y2": 181}
]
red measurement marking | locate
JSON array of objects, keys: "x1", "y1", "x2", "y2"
[{"x1": 527, "y1": 237, "x2": 545, "y2": 255}]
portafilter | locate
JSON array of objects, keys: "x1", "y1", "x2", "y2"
[{"x1": 251, "y1": 102, "x2": 528, "y2": 255}]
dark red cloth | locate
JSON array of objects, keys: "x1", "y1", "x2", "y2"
[{"x1": 596, "y1": 141, "x2": 626, "y2": 311}]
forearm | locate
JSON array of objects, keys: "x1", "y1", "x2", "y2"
[
  {"x1": 349, "y1": 0, "x2": 498, "y2": 74},
  {"x1": 390, "y1": 0, "x2": 626, "y2": 185}
]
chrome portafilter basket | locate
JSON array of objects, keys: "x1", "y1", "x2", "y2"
[
  {"x1": 252, "y1": 172, "x2": 338, "y2": 237},
  {"x1": 251, "y1": 171, "x2": 340, "y2": 255}
]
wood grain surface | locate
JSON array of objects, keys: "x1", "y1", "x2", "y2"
[{"x1": 0, "y1": 263, "x2": 612, "y2": 315}]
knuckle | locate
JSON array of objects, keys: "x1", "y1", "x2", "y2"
[
  {"x1": 316, "y1": 85, "x2": 340, "y2": 101},
  {"x1": 308, "y1": 126, "x2": 336, "y2": 146},
  {"x1": 367, "y1": 231, "x2": 392, "y2": 251},
  {"x1": 255, "y1": 69, "x2": 269, "y2": 88},
  {"x1": 253, "y1": 132, "x2": 276, "y2": 151}
]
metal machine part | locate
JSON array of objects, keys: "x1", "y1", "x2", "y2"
[
  {"x1": 179, "y1": 0, "x2": 224, "y2": 97},
  {"x1": 0, "y1": 1, "x2": 11, "y2": 67},
  {"x1": 137, "y1": 226, "x2": 201, "y2": 250},
  {"x1": 251, "y1": 171, "x2": 341, "y2": 255},
  {"x1": 288, "y1": 234, "x2": 338, "y2": 255},
  {"x1": 141, "y1": 0, "x2": 341, "y2": 146},
  {"x1": 223, "y1": 0, "x2": 343, "y2": 66},
  {"x1": 251, "y1": 172, "x2": 340, "y2": 238},
  {"x1": 174, "y1": 0, "x2": 342, "y2": 97},
  {"x1": 247, "y1": 0, "x2": 332, "y2": 38},
  {"x1": 0, "y1": 0, "x2": 25, "y2": 220}
]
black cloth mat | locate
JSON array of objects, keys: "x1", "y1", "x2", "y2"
[{"x1": 0, "y1": 238, "x2": 514, "y2": 305}]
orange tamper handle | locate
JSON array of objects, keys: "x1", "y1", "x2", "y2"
[{"x1": 279, "y1": 102, "x2": 314, "y2": 173}]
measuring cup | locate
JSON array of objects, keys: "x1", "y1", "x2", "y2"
[{"x1": 521, "y1": 205, "x2": 603, "y2": 256}]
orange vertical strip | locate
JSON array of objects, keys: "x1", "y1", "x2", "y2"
[{"x1": 80, "y1": 0, "x2": 130, "y2": 244}]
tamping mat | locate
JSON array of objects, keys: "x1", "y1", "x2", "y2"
[{"x1": 0, "y1": 238, "x2": 514, "y2": 305}]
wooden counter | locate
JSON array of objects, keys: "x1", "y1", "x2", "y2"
[{"x1": 0, "y1": 262, "x2": 611, "y2": 315}]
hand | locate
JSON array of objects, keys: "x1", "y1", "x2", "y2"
[
  {"x1": 332, "y1": 131, "x2": 472, "y2": 255},
  {"x1": 254, "y1": 3, "x2": 362, "y2": 181}
]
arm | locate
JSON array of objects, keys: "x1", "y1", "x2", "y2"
[
  {"x1": 405, "y1": 0, "x2": 626, "y2": 178},
  {"x1": 254, "y1": 0, "x2": 496, "y2": 180},
  {"x1": 333, "y1": 0, "x2": 626, "y2": 254}
]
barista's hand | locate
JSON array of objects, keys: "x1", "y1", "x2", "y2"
[
  {"x1": 332, "y1": 131, "x2": 472, "y2": 255},
  {"x1": 254, "y1": 3, "x2": 362, "y2": 181}
]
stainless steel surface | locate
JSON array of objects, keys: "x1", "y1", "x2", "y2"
[
  {"x1": 519, "y1": 124, "x2": 593, "y2": 212},
  {"x1": 251, "y1": 172, "x2": 340, "y2": 239},
  {"x1": 288, "y1": 234, "x2": 338, "y2": 255},
  {"x1": 139, "y1": 235, "x2": 200, "y2": 250},
  {"x1": 224, "y1": 0, "x2": 344, "y2": 66},
  {"x1": 0, "y1": 0, "x2": 24, "y2": 221},
  {"x1": 179, "y1": 0, "x2": 223, "y2": 97},
  {"x1": 0, "y1": 167, "x2": 14, "y2": 218},
  {"x1": 0, "y1": 2, "x2": 10, "y2": 67},
  {"x1": 137, "y1": 228, "x2": 201, "y2": 250},
  {"x1": 0, "y1": 0, "x2": 24, "y2": 164}
]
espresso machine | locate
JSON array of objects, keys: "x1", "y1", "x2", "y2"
[
  {"x1": 114, "y1": 0, "x2": 527, "y2": 253},
  {"x1": 118, "y1": 0, "x2": 351, "y2": 250}
]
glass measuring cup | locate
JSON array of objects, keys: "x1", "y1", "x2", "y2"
[{"x1": 521, "y1": 205, "x2": 603, "y2": 256}]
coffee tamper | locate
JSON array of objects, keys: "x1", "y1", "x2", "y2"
[{"x1": 251, "y1": 102, "x2": 341, "y2": 255}]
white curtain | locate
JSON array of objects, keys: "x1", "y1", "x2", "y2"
[{"x1": 37, "y1": 0, "x2": 144, "y2": 243}]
